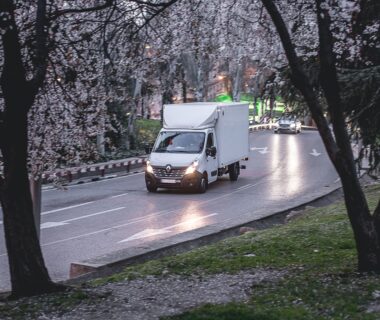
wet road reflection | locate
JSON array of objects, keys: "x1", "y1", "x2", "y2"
[
  {"x1": 269, "y1": 134, "x2": 303, "y2": 199},
  {"x1": 286, "y1": 135, "x2": 302, "y2": 195}
]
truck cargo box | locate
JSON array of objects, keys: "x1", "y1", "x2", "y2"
[{"x1": 163, "y1": 102, "x2": 249, "y2": 167}]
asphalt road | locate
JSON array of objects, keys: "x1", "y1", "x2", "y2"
[{"x1": 0, "y1": 130, "x2": 339, "y2": 292}]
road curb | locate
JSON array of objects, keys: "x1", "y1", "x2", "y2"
[{"x1": 66, "y1": 179, "x2": 343, "y2": 285}]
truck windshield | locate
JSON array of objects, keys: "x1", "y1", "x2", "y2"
[{"x1": 152, "y1": 131, "x2": 205, "y2": 154}]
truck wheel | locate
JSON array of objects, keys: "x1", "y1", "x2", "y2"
[
  {"x1": 229, "y1": 162, "x2": 239, "y2": 181},
  {"x1": 146, "y1": 181, "x2": 157, "y2": 192},
  {"x1": 198, "y1": 176, "x2": 207, "y2": 193}
]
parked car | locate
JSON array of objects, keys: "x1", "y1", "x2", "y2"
[{"x1": 274, "y1": 115, "x2": 302, "y2": 134}]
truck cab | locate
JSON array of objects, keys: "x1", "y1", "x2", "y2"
[{"x1": 145, "y1": 128, "x2": 218, "y2": 193}]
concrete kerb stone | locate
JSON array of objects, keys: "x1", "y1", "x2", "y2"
[{"x1": 66, "y1": 178, "x2": 343, "y2": 285}]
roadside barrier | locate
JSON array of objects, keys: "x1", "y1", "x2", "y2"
[
  {"x1": 249, "y1": 124, "x2": 317, "y2": 132},
  {"x1": 249, "y1": 124, "x2": 275, "y2": 131},
  {"x1": 40, "y1": 157, "x2": 147, "y2": 183}
]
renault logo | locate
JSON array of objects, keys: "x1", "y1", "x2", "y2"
[{"x1": 165, "y1": 165, "x2": 172, "y2": 173}]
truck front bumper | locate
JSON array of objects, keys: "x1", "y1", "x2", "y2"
[
  {"x1": 145, "y1": 172, "x2": 203, "y2": 190},
  {"x1": 275, "y1": 126, "x2": 297, "y2": 133}
]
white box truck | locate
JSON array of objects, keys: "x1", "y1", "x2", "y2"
[{"x1": 145, "y1": 102, "x2": 249, "y2": 193}]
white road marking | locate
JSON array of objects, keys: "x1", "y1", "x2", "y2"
[
  {"x1": 250, "y1": 146, "x2": 269, "y2": 154},
  {"x1": 41, "y1": 222, "x2": 69, "y2": 229},
  {"x1": 334, "y1": 178, "x2": 341, "y2": 183},
  {"x1": 41, "y1": 201, "x2": 94, "y2": 216},
  {"x1": 119, "y1": 229, "x2": 171, "y2": 242},
  {"x1": 110, "y1": 193, "x2": 129, "y2": 198},
  {"x1": 61, "y1": 207, "x2": 125, "y2": 223},
  {"x1": 238, "y1": 184, "x2": 252, "y2": 190},
  {"x1": 0, "y1": 181, "x2": 266, "y2": 255},
  {"x1": 164, "y1": 213, "x2": 219, "y2": 230},
  {"x1": 41, "y1": 207, "x2": 125, "y2": 229},
  {"x1": 118, "y1": 213, "x2": 219, "y2": 243},
  {"x1": 1, "y1": 198, "x2": 126, "y2": 225},
  {"x1": 310, "y1": 149, "x2": 321, "y2": 157},
  {"x1": 31, "y1": 180, "x2": 266, "y2": 248}
]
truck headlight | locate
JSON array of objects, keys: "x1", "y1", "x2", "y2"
[
  {"x1": 146, "y1": 160, "x2": 153, "y2": 173},
  {"x1": 185, "y1": 160, "x2": 199, "y2": 175},
  {"x1": 290, "y1": 123, "x2": 295, "y2": 128}
]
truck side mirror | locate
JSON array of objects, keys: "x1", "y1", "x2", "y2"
[
  {"x1": 206, "y1": 146, "x2": 217, "y2": 157},
  {"x1": 144, "y1": 143, "x2": 153, "y2": 154}
]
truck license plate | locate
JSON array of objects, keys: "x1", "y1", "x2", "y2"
[{"x1": 161, "y1": 179, "x2": 177, "y2": 184}]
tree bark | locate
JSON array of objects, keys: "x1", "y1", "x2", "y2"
[
  {"x1": 29, "y1": 177, "x2": 42, "y2": 239},
  {"x1": 316, "y1": 0, "x2": 380, "y2": 271},
  {"x1": 0, "y1": 0, "x2": 63, "y2": 297},
  {"x1": 261, "y1": 0, "x2": 380, "y2": 272},
  {"x1": 0, "y1": 111, "x2": 61, "y2": 298}
]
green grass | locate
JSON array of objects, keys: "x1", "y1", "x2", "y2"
[{"x1": 91, "y1": 184, "x2": 380, "y2": 320}]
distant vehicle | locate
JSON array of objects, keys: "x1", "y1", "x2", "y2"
[
  {"x1": 274, "y1": 115, "x2": 302, "y2": 134},
  {"x1": 145, "y1": 102, "x2": 249, "y2": 193}
]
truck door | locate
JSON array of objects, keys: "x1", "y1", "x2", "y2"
[{"x1": 206, "y1": 132, "x2": 218, "y2": 183}]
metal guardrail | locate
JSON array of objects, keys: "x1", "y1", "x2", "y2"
[
  {"x1": 249, "y1": 124, "x2": 317, "y2": 131},
  {"x1": 249, "y1": 123, "x2": 275, "y2": 131},
  {"x1": 40, "y1": 157, "x2": 147, "y2": 183},
  {"x1": 0, "y1": 157, "x2": 148, "y2": 184}
]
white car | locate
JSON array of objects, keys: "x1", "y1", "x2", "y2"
[{"x1": 274, "y1": 116, "x2": 302, "y2": 134}]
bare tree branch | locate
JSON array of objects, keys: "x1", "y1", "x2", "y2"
[
  {"x1": 129, "y1": 0, "x2": 180, "y2": 7},
  {"x1": 49, "y1": 0, "x2": 115, "y2": 21},
  {"x1": 29, "y1": 0, "x2": 49, "y2": 99},
  {"x1": 260, "y1": 0, "x2": 338, "y2": 159},
  {"x1": 0, "y1": 0, "x2": 30, "y2": 110},
  {"x1": 316, "y1": 0, "x2": 355, "y2": 167},
  {"x1": 133, "y1": 0, "x2": 180, "y2": 34}
]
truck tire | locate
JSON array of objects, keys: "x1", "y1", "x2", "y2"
[
  {"x1": 229, "y1": 162, "x2": 240, "y2": 181},
  {"x1": 198, "y1": 176, "x2": 207, "y2": 193},
  {"x1": 146, "y1": 181, "x2": 157, "y2": 192}
]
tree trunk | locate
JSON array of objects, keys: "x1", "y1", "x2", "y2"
[
  {"x1": 179, "y1": 64, "x2": 187, "y2": 102},
  {"x1": 232, "y1": 56, "x2": 245, "y2": 102},
  {"x1": 96, "y1": 133, "x2": 105, "y2": 156},
  {"x1": 0, "y1": 110, "x2": 61, "y2": 298},
  {"x1": 0, "y1": 1, "x2": 62, "y2": 295},
  {"x1": 316, "y1": 0, "x2": 380, "y2": 271},
  {"x1": 29, "y1": 177, "x2": 42, "y2": 239},
  {"x1": 261, "y1": 0, "x2": 380, "y2": 272}
]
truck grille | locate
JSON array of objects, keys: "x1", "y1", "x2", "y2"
[
  {"x1": 153, "y1": 166, "x2": 187, "y2": 178},
  {"x1": 279, "y1": 124, "x2": 290, "y2": 128}
]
